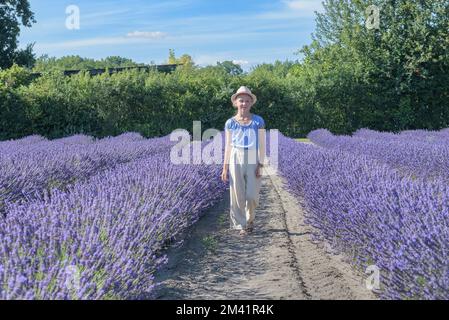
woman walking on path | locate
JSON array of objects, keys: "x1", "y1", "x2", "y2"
[{"x1": 221, "y1": 86, "x2": 266, "y2": 237}]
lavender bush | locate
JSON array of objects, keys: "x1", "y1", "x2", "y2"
[
  {"x1": 353, "y1": 128, "x2": 449, "y2": 144},
  {"x1": 307, "y1": 128, "x2": 449, "y2": 183},
  {"x1": 0, "y1": 134, "x2": 175, "y2": 214},
  {"x1": 0, "y1": 137, "x2": 226, "y2": 299},
  {"x1": 0, "y1": 135, "x2": 48, "y2": 154},
  {"x1": 278, "y1": 133, "x2": 449, "y2": 299}
]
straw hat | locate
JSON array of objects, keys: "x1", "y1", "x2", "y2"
[{"x1": 231, "y1": 86, "x2": 257, "y2": 105}]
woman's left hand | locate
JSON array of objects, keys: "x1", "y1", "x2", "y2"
[{"x1": 255, "y1": 164, "x2": 262, "y2": 178}]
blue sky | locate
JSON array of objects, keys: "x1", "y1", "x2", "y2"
[{"x1": 18, "y1": 0, "x2": 324, "y2": 71}]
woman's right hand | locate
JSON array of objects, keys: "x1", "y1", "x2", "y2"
[{"x1": 221, "y1": 169, "x2": 228, "y2": 182}]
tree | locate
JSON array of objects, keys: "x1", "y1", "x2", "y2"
[
  {"x1": 296, "y1": 0, "x2": 449, "y2": 132},
  {"x1": 167, "y1": 49, "x2": 195, "y2": 68},
  {"x1": 178, "y1": 54, "x2": 194, "y2": 67},
  {"x1": 168, "y1": 49, "x2": 177, "y2": 64},
  {"x1": 13, "y1": 43, "x2": 35, "y2": 68},
  {"x1": 101, "y1": 56, "x2": 139, "y2": 68},
  {"x1": 250, "y1": 60, "x2": 296, "y2": 77},
  {"x1": 33, "y1": 55, "x2": 140, "y2": 71},
  {"x1": 217, "y1": 60, "x2": 243, "y2": 76},
  {"x1": 0, "y1": 0, "x2": 36, "y2": 69},
  {"x1": 0, "y1": 63, "x2": 33, "y2": 88}
]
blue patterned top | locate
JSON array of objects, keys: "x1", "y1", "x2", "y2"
[{"x1": 224, "y1": 114, "x2": 265, "y2": 149}]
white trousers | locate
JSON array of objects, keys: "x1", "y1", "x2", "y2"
[{"x1": 229, "y1": 146, "x2": 262, "y2": 230}]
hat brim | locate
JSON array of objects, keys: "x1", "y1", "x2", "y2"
[{"x1": 231, "y1": 92, "x2": 257, "y2": 104}]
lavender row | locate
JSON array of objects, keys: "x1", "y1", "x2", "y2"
[
  {"x1": 353, "y1": 128, "x2": 449, "y2": 144},
  {"x1": 0, "y1": 134, "x2": 94, "y2": 156},
  {"x1": 307, "y1": 129, "x2": 449, "y2": 182},
  {"x1": 0, "y1": 143, "x2": 226, "y2": 299},
  {"x1": 278, "y1": 133, "x2": 449, "y2": 299},
  {"x1": 0, "y1": 134, "x2": 175, "y2": 214},
  {"x1": 0, "y1": 132, "x2": 146, "y2": 156},
  {"x1": 0, "y1": 135, "x2": 48, "y2": 154}
]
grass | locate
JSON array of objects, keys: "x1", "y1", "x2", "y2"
[
  {"x1": 295, "y1": 138, "x2": 311, "y2": 143},
  {"x1": 201, "y1": 235, "x2": 218, "y2": 253},
  {"x1": 217, "y1": 213, "x2": 228, "y2": 226}
]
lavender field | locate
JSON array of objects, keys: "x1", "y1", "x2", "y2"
[
  {"x1": 278, "y1": 128, "x2": 448, "y2": 299},
  {"x1": 1, "y1": 129, "x2": 448, "y2": 300},
  {"x1": 0, "y1": 133, "x2": 226, "y2": 299}
]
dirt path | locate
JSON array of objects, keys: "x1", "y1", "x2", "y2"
[{"x1": 151, "y1": 165, "x2": 377, "y2": 300}]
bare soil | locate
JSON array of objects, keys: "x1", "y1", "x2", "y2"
[{"x1": 151, "y1": 164, "x2": 378, "y2": 300}]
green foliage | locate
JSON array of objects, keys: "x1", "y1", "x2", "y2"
[
  {"x1": 1, "y1": 60, "x2": 319, "y2": 140},
  {"x1": 297, "y1": 0, "x2": 449, "y2": 133},
  {"x1": 32, "y1": 54, "x2": 141, "y2": 72},
  {"x1": 0, "y1": 63, "x2": 33, "y2": 88},
  {"x1": 0, "y1": 0, "x2": 36, "y2": 69},
  {"x1": 201, "y1": 235, "x2": 218, "y2": 253},
  {"x1": 167, "y1": 49, "x2": 195, "y2": 70},
  {"x1": 13, "y1": 43, "x2": 36, "y2": 69},
  {"x1": 216, "y1": 61, "x2": 243, "y2": 76},
  {"x1": 0, "y1": 64, "x2": 34, "y2": 140}
]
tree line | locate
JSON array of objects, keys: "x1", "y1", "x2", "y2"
[{"x1": 1, "y1": 0, "x2": 448, "y2": 141}]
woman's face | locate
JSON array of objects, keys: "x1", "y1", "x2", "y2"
[{"x1": 233, "y1": 94, "x2": 253, "y2": 113}]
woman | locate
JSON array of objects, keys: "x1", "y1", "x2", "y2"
[{"x1": 221, "y1": 86, "x2": 266, "y2": 236}]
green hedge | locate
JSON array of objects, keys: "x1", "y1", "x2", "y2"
[
  {"x1": 0, "y1": 64, "x2": 319, "y2": 140},
  {"x1": 1, "y1": 59, "x2": 447, "y2": 141}
]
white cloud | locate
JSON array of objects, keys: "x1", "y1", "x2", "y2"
[
  {"x1": 283, "y1": 0, "x2": 324, "y2": 12},
  {"x1": 82, "y1": 8, "x2": 133, "y2": 20},
  {"x1": 256, "y1": 0, "x2": 324, "y2": 19},
  {"x1": 35, "y1": 35, "x2": 167, "y2": 50},
  {"x1": 194, "y1": 54, "x2": 228, "y2": 66},
  {"x1": 34, "y1": 28, "x2": 305, "y2": 51},
  {"x1": 34, "y1": 31, "x2": 167, "y2": 51},
  {"x1": 232, "y1": 60, "x2": 249, "y2": 66},
  {"x1": 126, "y1": 31, "x2": 168, "y2": 39}
]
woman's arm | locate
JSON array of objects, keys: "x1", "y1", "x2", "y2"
[
  {"x1": 258, "y1": 127, "x2": 266, "y2": 166},
  {"x1": 223, "y1": 130, "x2": 232, "y2": 168}
]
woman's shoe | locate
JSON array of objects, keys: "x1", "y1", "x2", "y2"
[
  {"x1": 246, "y1": 223, "x2": 254, "y2": 233},
  {"x1": 239, "y1": 229, "x2": 248, "y2": 236}
]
